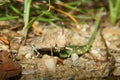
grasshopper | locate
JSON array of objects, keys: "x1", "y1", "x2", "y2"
[{"x1": 60, "y1": 9, "x2": 103, "y2": 58}]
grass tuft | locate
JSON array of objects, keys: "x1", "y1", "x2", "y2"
[{"x1": 109, "y1": 0, "x2": 120, "y2": 25}]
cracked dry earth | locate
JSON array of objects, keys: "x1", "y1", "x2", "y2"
[{"x1": 0, "y1": 21, "x2": 120, "y2": 80}]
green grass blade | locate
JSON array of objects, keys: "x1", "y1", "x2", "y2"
[
  {"x1": 9, "y1": 4, "x2": 23, "y2": 16},
  {"x1": 0, "y1": 16, "x2": 19, "y2": 21},
  {"x1": 22, "y1": 0, "x2": 32, "y2": 37},
  {"x1": 23, "y1": 11, "x2": 47, "y2": 37},
  {"x1": 86, "y1": 9, "x2": 103, "y2": 49},
  {"x1": 33, "y1": 4, "x2": 61, "y2": 20}
]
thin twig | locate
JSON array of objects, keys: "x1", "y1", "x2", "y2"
[{"x1": 48, "y1": 0, "x2": 51, "y2": 11}]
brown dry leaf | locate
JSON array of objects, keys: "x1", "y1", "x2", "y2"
[
  {"x1": 32, "y1": 23, "x2": 42, "y2": 36},
  {"x1": 0, "y1": 37, "x2": 9, "y2": 45},
  {"x1": 0, "y1": 51, "x2": 22, "y2": 79}
]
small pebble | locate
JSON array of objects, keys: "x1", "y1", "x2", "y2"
[{"x1": 71, "y1": 53, "x2": 79, "y2": 62}]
